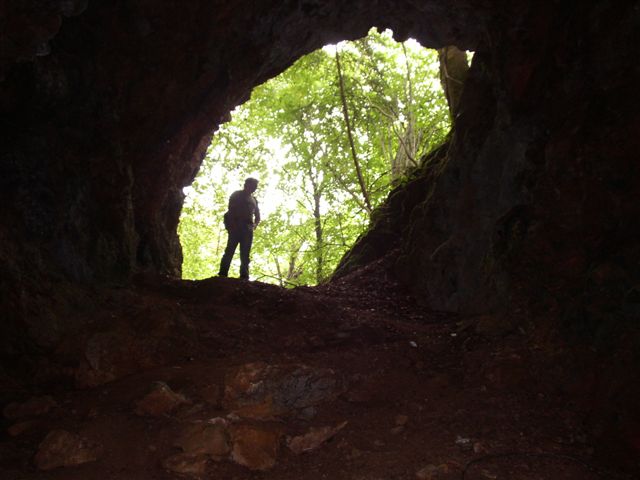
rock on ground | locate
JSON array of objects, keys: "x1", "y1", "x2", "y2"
[
  {"x1": 230, "y1": 423, "x2": 282, "y2": 471},
  {"x1": 162, "y1": 453, "x2": 209, "y2": 477},
  {"x1": 135, "y1": 381, "x2": 190, "y2": 416},
  {"x1": 415, "y1": 463, "x2": 451, "y2": 479},
  {"x1": 287, "y1": 421, "x2": 348, "y2": 454},
  {"x1": 3, "y1": 396, "x2": 57, "y2": 420},
  {"x1": 224, "y1": 362, "x2": 339, "y2": 419},
  {"x1": 34, "y1": 430, "x2": 103, "y2": 470},
  {"x1": 174, "y1": 419, "x2": 231, "y2": 459}
]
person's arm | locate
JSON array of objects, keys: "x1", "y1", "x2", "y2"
[
  {"x1": 228, "y1": 191, "x2": 237, "y2": 211},
  {"x1": 253, "y1": 198, "x2": 261, "y2": 228}
]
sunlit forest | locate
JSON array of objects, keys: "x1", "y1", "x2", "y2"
[{"x1": 178, "y1": 28, "x2": 451, "y2": 286}]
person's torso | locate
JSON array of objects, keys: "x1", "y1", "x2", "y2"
[{"x1": 228, "y1": 190, "x2": 257, "y2": 222}]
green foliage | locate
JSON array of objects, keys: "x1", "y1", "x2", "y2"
[{"x1": 179, "y1": 28, "x2": 451, "y2": 285}]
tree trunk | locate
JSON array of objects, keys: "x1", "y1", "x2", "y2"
[
  {"x1": 287, "y1": 251, "x2": 300, "y2": 282},
  {"x1": 438, "y1": 46, "x2": 469, "y2": 121},
  {"x1": 335, "y1": 48, "x2": 372, "y2": 214},
  {"x1": 391, "y1": 117, "x2": 419, "y2": 179},
  {"x1": 273, "y1": 255, "x2": 284, "y2": 287},
  {"x1": 312, "y1": 190, "x2": 323, "y2": 283},
  {"x1": 390, "y1": 45, "x2": 416, "y2": 179}
]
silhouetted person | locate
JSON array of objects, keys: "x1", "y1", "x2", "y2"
[{"x1": 218, "y1": 177, "x2": 261, "y2": 280}]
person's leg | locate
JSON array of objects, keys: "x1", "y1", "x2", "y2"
[
  {"x1": 238, "y1": 226, "x2": 254, "y2": 280},
  {"x1": 218, "y1": 230, "x2": 240, "y2": 277}
]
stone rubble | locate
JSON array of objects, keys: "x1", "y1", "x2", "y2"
[
  {"x1": 287, "y1": 421, "x2": 348, "y2": 454},
  {"x1": 223, "y1": 362, "x2": 339, "y2": 419},
  {"x1": 415, "y1": 463, "x2": 450, "y2": 480},
  {"x1": 162, "y1": 452, "x2": 210, "y2": 477},
  {"x1": 8, "y1": 420, "x2": 37, "y2": 437},
  {"x1": 229, "y1": 423, "x2": 282, "y2": 471},
  {"x1": 34, "y1": 429, "x2": 103, "y2": 470},
  {"x1": 174, "y1": 418, "x2": 231, "y2": 460},
  {"x1": 3, "y1": 396, "x2": 57, "y2": 420},
  {"x1": 135, "y1": 381, "x2": 190, "y2": 416}
]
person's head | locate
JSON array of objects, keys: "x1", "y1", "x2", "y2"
[{"x1": 243, "y1": 177, "x2": 259, "y2": 193}]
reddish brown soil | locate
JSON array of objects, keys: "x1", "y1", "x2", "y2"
[{"x1": 0, "y1": 256, "x2": 634, "y2": 480}]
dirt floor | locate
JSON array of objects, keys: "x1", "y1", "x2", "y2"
[{"x1": 0, "y1": 255, "x2": 636, "y2": 479}]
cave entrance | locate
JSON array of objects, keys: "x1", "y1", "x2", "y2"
[{"x1": 178, "y1": 28, "x2": 453, "y2": 286}]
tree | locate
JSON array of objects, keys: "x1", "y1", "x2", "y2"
[{"x1": 438, "y1": 46, "x2": 470, "y2": 121}]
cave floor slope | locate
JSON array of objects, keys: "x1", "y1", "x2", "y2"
[{"x1": 0, "y1": 256, "x2": 631, "y2": 480}]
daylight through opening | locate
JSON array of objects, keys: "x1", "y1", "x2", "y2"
[{"x1": 179, "y1": 28, "x2": 462, "y2": 286}]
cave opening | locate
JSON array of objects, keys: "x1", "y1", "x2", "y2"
[{"x1": 178, "y1": 28, "x2": 454, "y2": 286}]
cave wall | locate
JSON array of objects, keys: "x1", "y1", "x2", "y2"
[
  {"x1": 1, "y1": 0, "x2": 639, "y2": 347},
  {"x1": 397, "y1": 1, "x2": 640, "y2": 319}
]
